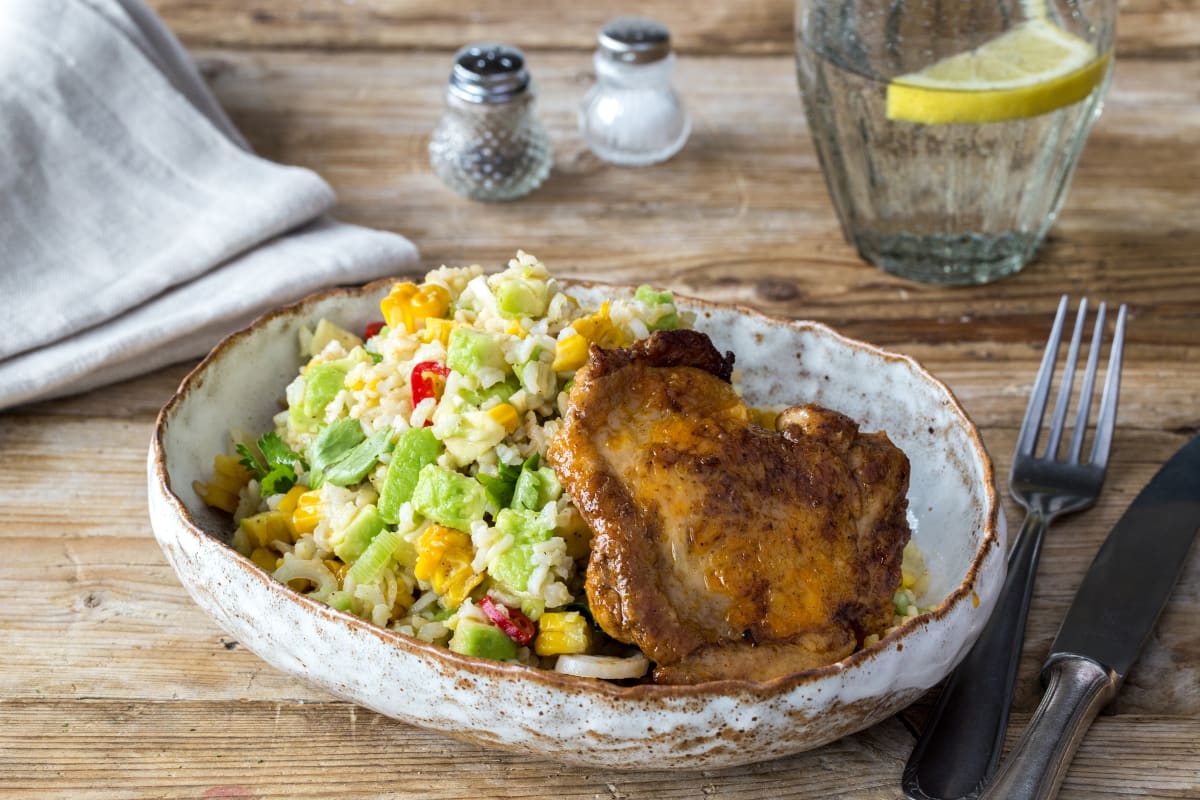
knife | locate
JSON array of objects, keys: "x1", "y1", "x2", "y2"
[{"x1": 978, "y1": 432, "x2": 1200, "y2": 800}]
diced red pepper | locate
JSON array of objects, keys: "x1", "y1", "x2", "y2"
[
  {"x1": 364, "y1": 320, "x2": 385, "y2": 339},
  {"x1": 410, "y1": 361, "x2": 452, "y2": 425},
  {"x1": 479, "y1": 595, "x2": 535, "y2": 645}
]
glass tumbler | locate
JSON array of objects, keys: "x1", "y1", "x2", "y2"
[{"x1": 795, "y1": 0, "x2": 1116, "y2": 285}]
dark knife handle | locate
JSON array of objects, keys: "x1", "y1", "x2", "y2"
[
  {"x1": 903, "y1": 509, "x2": 1048, "y2": 800},
  {"x1": 978, "y1": 655, "x2": 1117, "y2": 800}
]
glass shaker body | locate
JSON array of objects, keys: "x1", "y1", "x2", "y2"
[
  {"x1": 429, "y1": 43, "x2": 552, "y2": 201},
  {"x1": 580, "y1": 19, "x2": 690, "y2": 166}
]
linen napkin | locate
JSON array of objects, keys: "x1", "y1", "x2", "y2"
[{"x1": 0, "y1": 0, "x2": 420, "y2": 410}]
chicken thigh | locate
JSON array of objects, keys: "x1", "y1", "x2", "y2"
[{"x1": 546, "y1": 329, "x2": 911, "y2": 684}]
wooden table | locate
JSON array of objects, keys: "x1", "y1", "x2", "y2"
[{"x1": 3, "y1": 1, "x2": 1198, "y2": 797}]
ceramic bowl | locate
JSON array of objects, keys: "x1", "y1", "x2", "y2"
[{"x1": 148, "y1": 279, "x2": 1004, "y2": 770}]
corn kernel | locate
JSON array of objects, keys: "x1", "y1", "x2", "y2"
[
  {"x1": 211, "y1": 455, "x2": 253, "y2": 492},
  {"x1": 534, "y1": 611, "x2": 592, "y2": 656},
  {"x1": 250, "y1": 547, "x2": 278, "y2": 572},
  {"x1": 292, "y1": 489, "x2": 323, "y2": 535},
  {"x1": 239, "y1": 510, "x2": 296, "y2": 549},
  {"x1": 552, "y1": 334, "x2": 590, "y2": 372},
  {"x1": 414, "y1": 525, "x2": 483, "y2": 608},
  {"x1": 193, "y1": 454, "x2": 254, "y2": 513},
  {"x1": 572, "y1": 303, "x2": 629, "y2": 349},
  {"x1": 380, "y1": 281, "x2": 451, "y2": 333},
  {"x1": 193, "y1": 481, "x2": 239, "y2": 514},
  {"x1": 901, "y1": 540, "x2": 926, "y2": 592},
  {"x1": 392, "y1": 590, "x2": 415, "y2": 618},
  {"x1": 324, "y1": 559, "x2": 351, "y2": 587},
  {"x1": 350, "y1": 377, "x2": 380, "y2": 395},
  {"x1": 276, "y1": 485, "x2": 307, "y2": 516},
  {"x1": 421, "y1": 317, "x2": 457, "y2": 346},
  {"x1": 558, "y1": 506, "x2": 594, "y2": 561},
  {"x1": 487, "y1": 403, "x2": 521, "y2": 434}
]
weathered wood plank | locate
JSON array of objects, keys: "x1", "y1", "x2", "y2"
[
  {"x1": 4, "y1": 2, "x2": 1198, "y2": 795},
  {"x1": 146, "y1": 0, "x2": 1200, "y2": 59},
  {"x1": 187, "y1": 50, "x2": 1200, "y2": 339},
  {"x1": 0, "y1": 700, "x2": 1195, "y2": 799}
]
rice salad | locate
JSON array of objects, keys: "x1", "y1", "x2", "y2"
[{"x1": 195, "y1": 251, "x2": 930, "y2": 681}]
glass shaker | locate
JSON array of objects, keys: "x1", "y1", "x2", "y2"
[
  {"x1": 429, "y1": 43, "x2": 552, "y2": 201},
  {"x1": 580, "y1": 17, "x2": 690, "y2": 166}
]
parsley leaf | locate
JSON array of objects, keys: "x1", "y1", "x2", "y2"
[
  {"x1": 237, "y1": 432, "x2": 308, "y2": 496},
  {"x1": 236, "y1": 442, "x2": 267, "y2": 477},
  {"x1": 259, "y1": 464, "x2": 297, "y2": 497},
  {"x1": 478, "y1": 461, "x2": 522, "y2": 510},
  {"x1": 259, "y1": 432, "x2": 305, "y2": 470},
  {"x1": 477, "y1": 454, "x2": 539, "y2": 510}
]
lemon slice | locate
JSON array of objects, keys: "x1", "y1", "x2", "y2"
[{"x1": 887, "y1": 19, "x2": 1110, "y2": 125}]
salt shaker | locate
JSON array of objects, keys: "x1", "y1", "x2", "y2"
[
  {"x1": 429, "y1": 43, "x2": 552, "y2": 201},
  {"x1": 580, "y1": 17, "x2": 690, "y2": 166}
]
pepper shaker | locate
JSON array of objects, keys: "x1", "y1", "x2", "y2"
[
  {"x1": 580, "y1": 17, "x2": 691, "y2": 166},
  {"x1": 429, "y1": 43, "x2": 552, "y2": 201}
]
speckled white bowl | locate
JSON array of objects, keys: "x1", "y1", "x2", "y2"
[{"x1": 148, "y1": 279, "x2": 1004, "y2": 770}]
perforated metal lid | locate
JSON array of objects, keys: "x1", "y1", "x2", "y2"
[
  {"x1": 597, "y1": 17, "x2": 672, "y2": 64},
  {"x1": 448, "y1": 43, "x2": 530, "y2": 103}
]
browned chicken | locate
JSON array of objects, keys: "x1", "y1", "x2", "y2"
[{"x1": 546, "y1": 329, "x2": 911, "y2": 684}]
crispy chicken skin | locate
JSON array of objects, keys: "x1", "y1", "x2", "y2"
[{"x1": 546, "y1": 329, "x2": 911, "y2": 684}]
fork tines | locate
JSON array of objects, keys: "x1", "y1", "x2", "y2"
[{"x1": 1017, "y1": 295, "x2": 1128, "y2": 466}]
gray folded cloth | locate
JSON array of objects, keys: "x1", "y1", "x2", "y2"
[{"x1": 0, "y1": 0, "x2": 420, "y2": 410}]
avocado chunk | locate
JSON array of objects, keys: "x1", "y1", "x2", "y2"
[
  {"x1": 634, "y1": 285, "x2": 680, "y2": 331},
  {"x1": 330, "y1": 504, "x2": 386, "y2": 563},
  {"x1": 378, "y1": 427, "x2": 443, "y2": 524},
  {"x1": 302, "y1": 362, "x2": 350, "y2": 419},
  {"x1": 447, "y1": 327, "x2": 508, "y2": 375},
  {"x1": 511, "y1": 464, "x2": 561, "y2": 511},
  {"x1": 449, "y1": 618, "x2": 518, "y2": 661},
  {"x1": 326, "y1": 590, "x2": 356, "y2": 612},
  {"x1": 299, "y1": 348, "x2": 371, "y2": 421},
  {"x1": 410, "y1": 464, "x2": 488, "y2": 532},
  {"x1": 442, "y1": 410, "x2": 507, "y2": 467},
  {"x1": 488, "y1": 504, "x2": 556, "y2": 595},
  {"x1": 495, "y1": 276, "x2": 549, "y2": 319}
]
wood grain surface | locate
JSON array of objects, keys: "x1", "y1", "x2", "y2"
[{"x1": 2, "y1": 0, "x2": 1199, "y2": 797}]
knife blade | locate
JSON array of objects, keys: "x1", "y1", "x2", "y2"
[{"x1": 980, "y1": 432, "x2": 1200, "y2": 800}]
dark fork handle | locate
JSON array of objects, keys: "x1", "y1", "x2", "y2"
[{"x1": 903, "y1": 509, "x2": 1049, "y2": 800}]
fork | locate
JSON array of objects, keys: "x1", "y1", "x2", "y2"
[{"x1": 903, "y1": 295, "x2": 1127, "y2": 800}]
